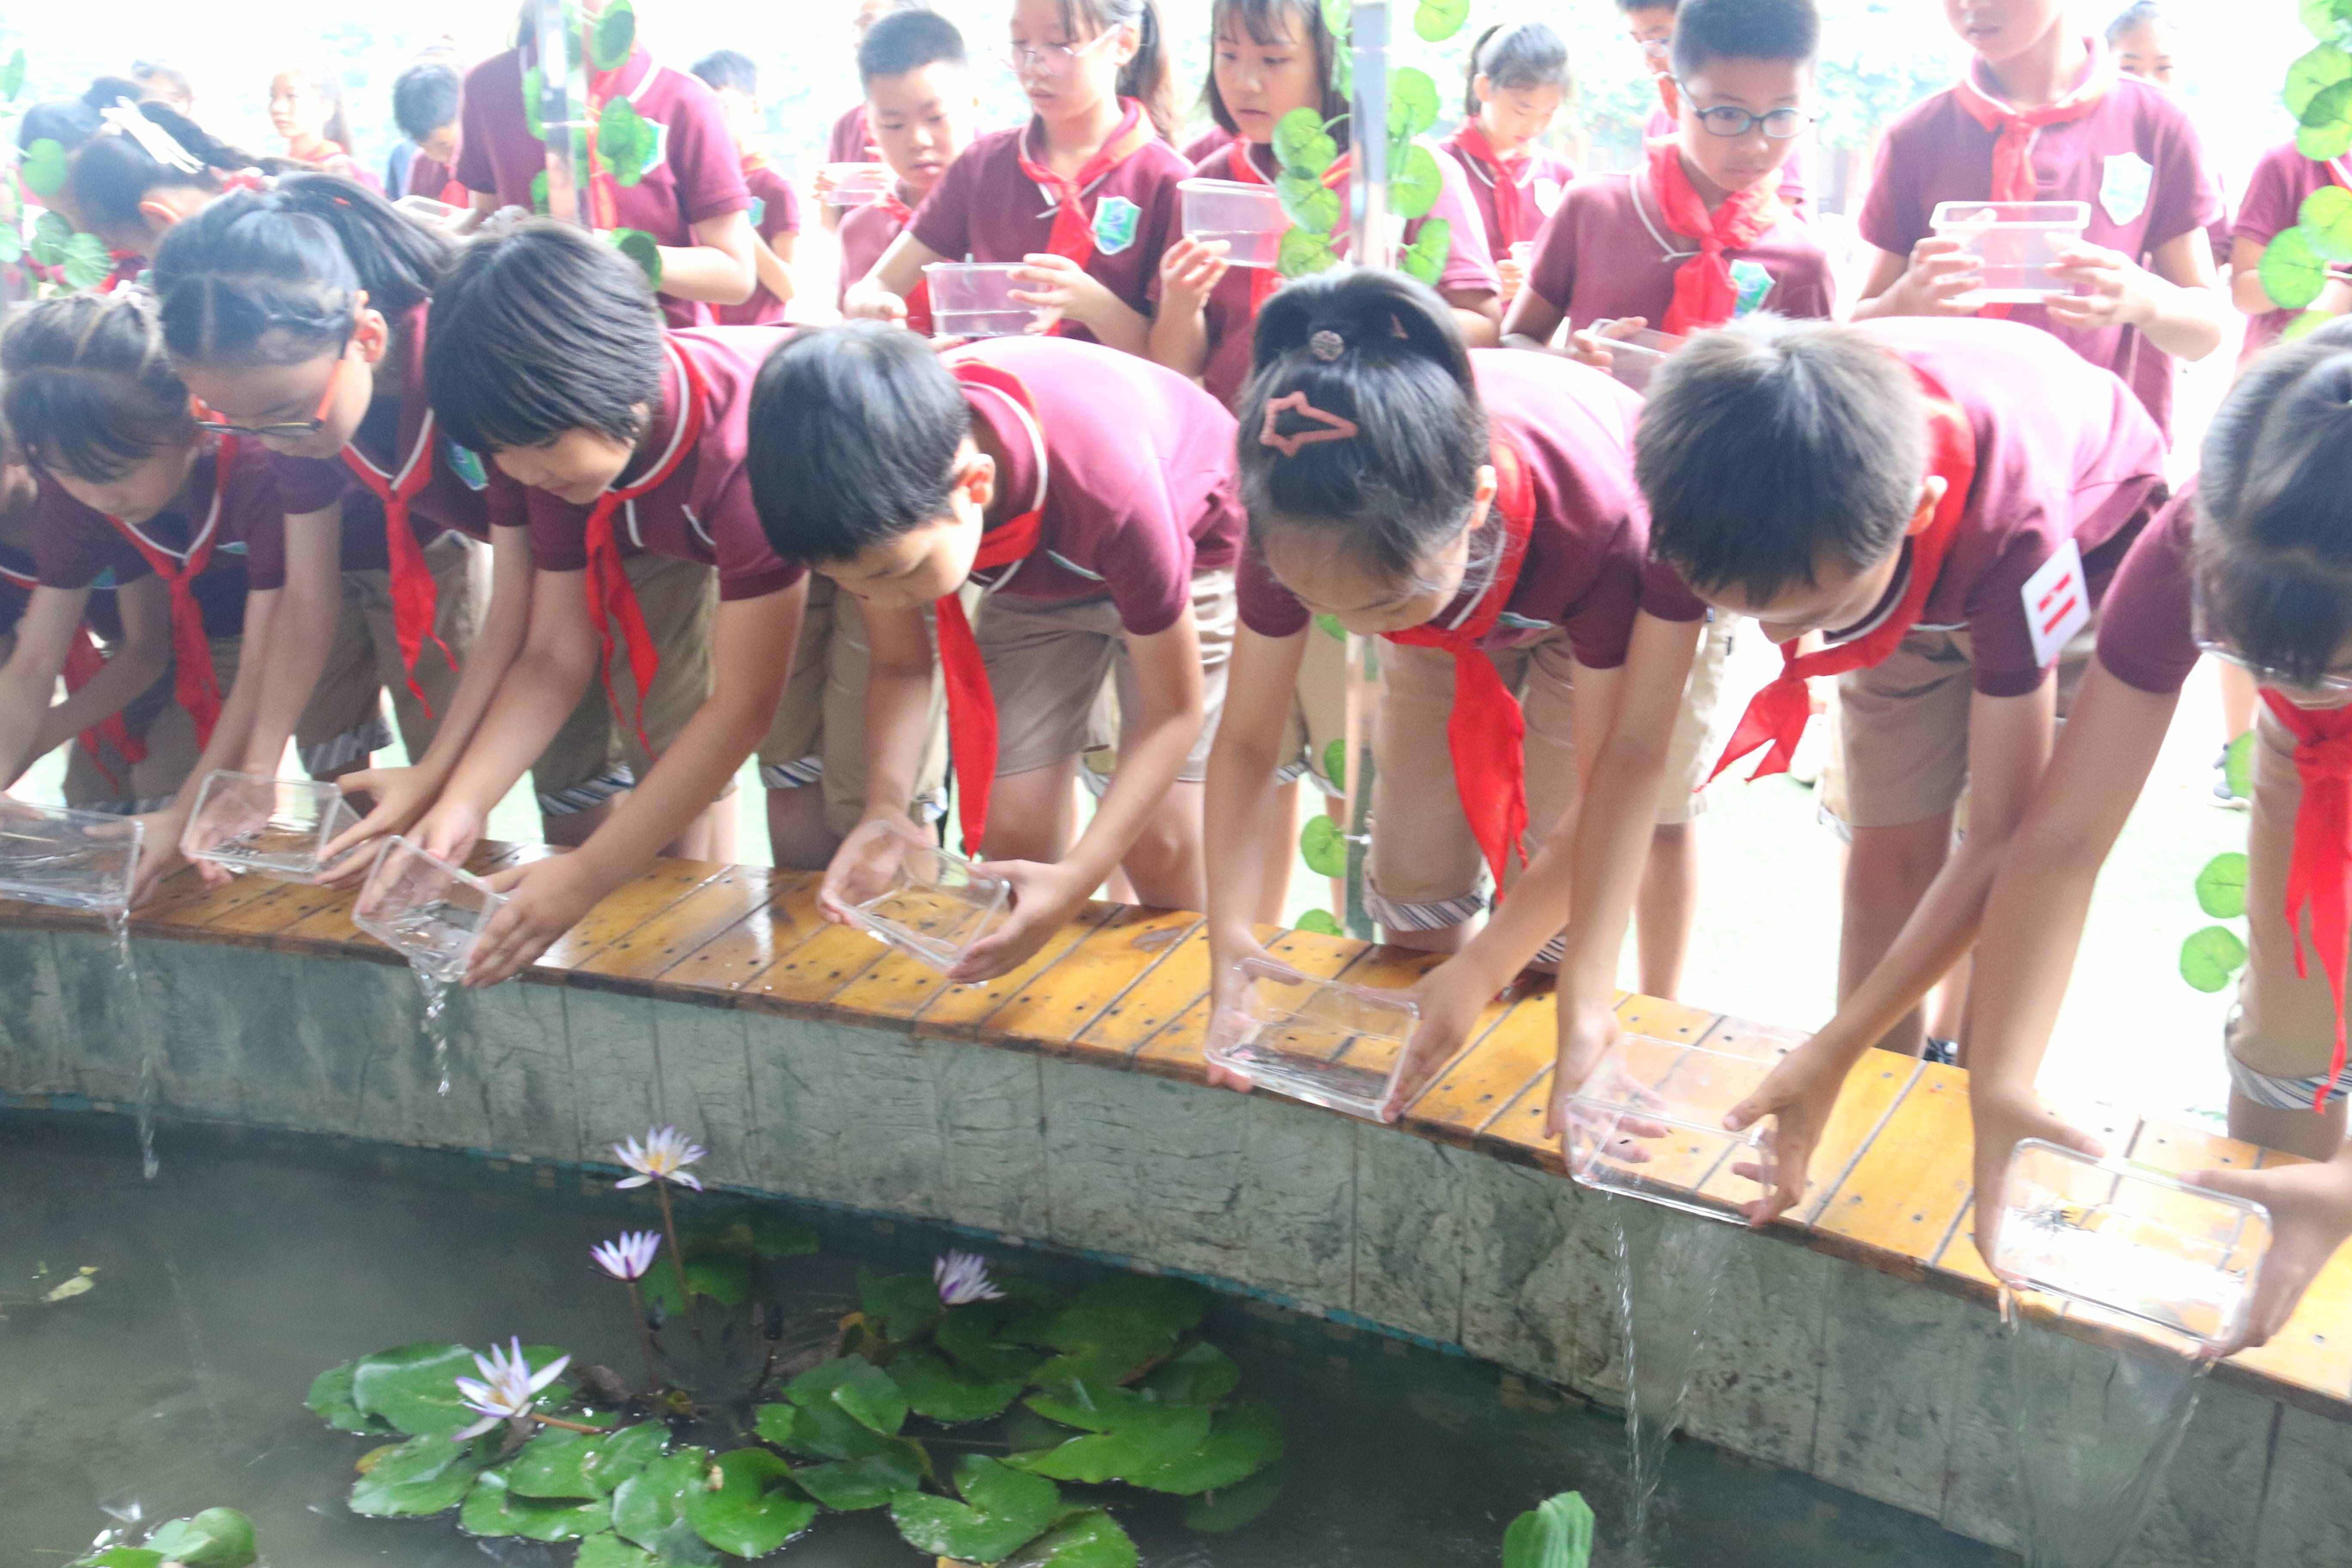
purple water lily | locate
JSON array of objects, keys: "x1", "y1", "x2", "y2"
[
  {"x1": 591, "y1": 1231, "x2": 662, "y2": 1282},
  {"x1": 452, "y1": 1338, "x2": 571, "y2": 1439},
  {"x1": 934, "y1": 1250, "x2": 1006, "y2": 1308},
  {"x1": 612, "y1": 1126, "x2": 706, "y2": 1191}
]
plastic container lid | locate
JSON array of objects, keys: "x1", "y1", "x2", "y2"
[
  {"x1": 0, "y1": 799, "x2": 143, "y2": 915},
  {"x1": 832, "y1": 817, "x2": 1012, "y2": 975},
  {"x1": 1204, "y1": 959, "x2": 1419, "y2": 1121},
  {"x1": 181, "y1": 772, "x2": 363, "y2": 885},
  {"x1": 1562, "y1": 1035, "x2": 1780, "y2": 1222}
]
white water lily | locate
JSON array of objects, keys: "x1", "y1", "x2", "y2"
[
  {"x1": 934, "y1": 1250, "x2": 1006, "y2": 1307},
  {"x1": 451, "y1": 1337, "x2": 571, "y2": 1439},
  {"x1": 591, "y1": 1231, "x2": 662, "y2": 1282},
  {"x1": 612, "y1": 1126, "x2": 706, "y2": 1191}
]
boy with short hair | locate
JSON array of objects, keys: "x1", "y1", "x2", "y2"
[
  {"x1": 817, "y1": 0, "x2": 926, "y2": 230},
  {"x1": 392, "y1": 60, "x2": 464, "y2": 205},
  {"x1": 1563, "y1": 314, "x2": 2168, "y2": 1221},
  {"x1": 1851, "y1": 0, "x2": 2225, "y2": 440},
  {"x1": 1618, "y1": 0, "x2": 1809, "y2": 214},
  {"x1": 690, "y1": 50, "x2": 802, "y2": 328},
  {"x1": 837, "y1": 8, "x2": 978, "y2": 333}
]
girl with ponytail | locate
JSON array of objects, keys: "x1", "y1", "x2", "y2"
[
  {"x1": 845, "y1": 0, "x2": 1191, "y2": 356},
  {"x1": 0, "y1": 291, "x2": 298, "y2": 901},
  {"x1": 66, "y1": 101, "x2": 278, "y2": 264},
  {"x1": 1440, "y1": 21, "x2": 1575, "y2": 306},
  {"x1": 1202, "y1": 267, "x2": 1718, "y2": 1121},
  {"x1": 1945, "y1": 317, "x2": 2352, "y2": 1350},
  {"x1": 265, "y1": 64, "x2": 378, "y2": 189}
]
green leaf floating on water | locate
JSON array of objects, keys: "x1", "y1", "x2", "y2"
[
  {"x1": 1012, "y1": 1274, "x2": 1210, "y2": 1382},
  {"x1": 790, "y1": 1445, "x2": 928, "y2": 1510},
  {"x1": 1124, "y1": 1403, "x2": 1284, "y2": 1495},
  {"x1": 935, "y1": 1295, "x2": 1047, "y2": 1381},
  {"x1": 1183, "y1": 1464, "x2": 1284, "y2": 1532},
  {"x1": 349, "y1": 1341, "x2": 477, "y2": 1436},
  {"x1": 306, "y1": 1360, "x2": 398, "y2": 1435},
  {"x1": 1142, "y1": 1341, "x2": 1242, "y2": 1405},
  {"x1": 610, "y1": 1448, "x2": 711, "y2": 1550},
  {"x1": 1502, "y1": 1489, "x2": 1598, "y2": 1568},
  {"x1": 858, "y1": 1266, "x2": 945, "y2": 1339},
  {"x1": 1009, "y1": 1404, "x2": 1214, "y2": 1484},
  {"x1": 461, "y1": 1468, "x2": 610, "y2": 1542},
  {"x1": 575, "y1": 1531, "x2": 655, "y2": 1568},
  {"x1": 349, "y1": 1433, "x2": 490, "y2": 1517},
  {"x1": 1273, "y1": 107, "x2": 1338, "y2": 177},
  {"x1": 641, "y1": 1251, "x2": 751, "y2": 1314},
  {"x1": 888, "y1": 1347, "x2": 1028, "y2": 1423},
  {"x1": 2262, "y1": 224, "x2": 2330, "y2": 311},
  {"x1": 508, "y1": 1420, "x2": 667, "y2": 1499},
  {"x1": 2196, "y1": 851, "x2": 2250, "y2": 920},
  {"x1": 890, "y1": 1454, "x2": 1063, "y2": 1562},
  {"x1": 1295, "y1": 909, "x2": 1344, "y2": 936},
  {"x1": 138, "y1": 1509, "x2": 257, "y2": 1568},
  {"x1": 686, "y1": 1208, "x2": 818, "y2": 1259},
  {"x1": 2180, "y1": 925, "x2": 2249, "y2": 993},
  {"x1": 1300, "y1": 814, "x2": 1348, "y2": 878},
  {"x1": 1002, "y1": 1508, "x2": 1140, "y2": 1567},
  {"x1": 681, "y1": 1448, "x2": 817, "y2": 1558},
  {"x1": 786, "y1": 1353, "x2": 908, "y2": 1435}
]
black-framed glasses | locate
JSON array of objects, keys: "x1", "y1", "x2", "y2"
[
  {"x1": 1673, "y1": 86, "x2": 1816, "y2": 141},
  {"x1": 191, "y1": 343, "x2": 353, "y2": 438}
]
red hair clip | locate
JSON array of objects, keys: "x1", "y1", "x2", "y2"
[{"x1": 1259, "y1": 391, "x2": 1359, "y2": 458}]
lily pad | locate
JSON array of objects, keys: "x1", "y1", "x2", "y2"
[
  {"x1": 139, "y1": 1509, "x2": 256, "y2": 1568},
  {"x1": 688, "y1": 1210, "x2": 819, "y2": 1259},
  {"x1": 1402, "y1": 217, "x2": 1454, "y2": 286},
  {"x1": 858, "y1": 1268, "x2": 945, "y2": 1339},
  {"x1": 888, "y1": 1348, "x2": 1027, "y2": 1423},
  {"x1": 508, "y1": 1421, "x2": 667, "y2": 1500},
  {"x1": 1295, "y1": 909, "x2": 1344, "y2": 936},
  {"x1": 306, "y1": 1361, "x2": 397, "y2": 1435},
  {"x1": 576, "y1": 1532, "x2": 655, "y2": 1568},
  {"x1": 1415, "y1": 0, "x2": 1473, "y2": 41},
  {"x1": 935, "y1": 1298, "x2": 1047, "y2": 1381},
  {"x1": 1014, "y1": 1275, "x2": 1208, "y2": 1381},
  {"x1": 1389, "y1": 67, "x2": 1440, "y2": 147},
  {"x1": 1502, "y1": 1490, "x2": 1597, "y2": 1568},
  {"x1": 1141, "y1": 1342, "x2": 1241, "y2": 1405},
  {"x1": 30, "y1": 210, "x2": 73, "y2": 268},
  {"x1": 2284, "y1": 307, "x2": 2339, "y2": 341},
  {"x1": 2307, "y1": 0, "x2": 2352, "y2": 40},
  {"x1": 1390, "y1": 144, "x2": 1445, "y2": 223},
  {"x1": 641, "y1": 1252, "x2": 752, "y2": 1315},
  {"x1": 2195, "y1": 852, "x2": 2250, "y2": 920},
  {"x1": 21, "y1": 138, "x2": 68, "y2": 199},
  {"x1": 1126, "y1": 1403, "x2": 1283, "y2": 1495},
  {"x1": 2299, "y1": 86, "x2": 2352, "y2": 160},
  {"x1": 349, "y1": 1433, "x2": 490, "y2": 1517},
  {"x1": 460, "y1": 1469, "x2": 609, "y2": 1542},
  {"x1": 1273, "y1": 107, "x2": 1339, "y2": 178},
  {"x1": 349, "y1": 1342, "x2": 478, "y2": 1436},
  {"x1": 591, "y1": 0, "x2": 638, "y2": 71},
  {"x1": 1008, "y1": 1405, "x2": 1214, "y2": 1484},
  {"x1": 611, "y1": 1448, "x2": 711, "y2": 1550},
  {"x1": 2180, "y1": 925, "x2": 2250, "y2": 993},
  {"x1": 1322, "y1": 739, "x2": 1347, "y2": 790},
  {"x1": 1321, "y1": 0, "x2": 1351, "y2": 43},
  {"x1": 754, "y1": 1396, "x2": 926, "y2": 1467},
  {"x1": 2262, "y1": 224, "x2": 2330, "y2": 312},
  {"x1": 785, "y1": 1354, "x2": 907, "y2": 1435},
  {"x1": 1183, "y1": 1464, "x2": 1284, "y2": 1532},
  {"x1": 74, "y1": 1551, "x2": 163, "y2": 1568},
  {"x1": 889, "y1": 1455, "x2": 1062, "y2": 1562},
  {"x1": 61, "y1": 233, "x2": 114, "y2": 292},
  {"x1": 682, "y1": 1448, "x2": 818, "y2": 1558},
  {"x1": 598, "y1": 97, "x2": 658, "y2": 187},
  {"x1": 1300, "y1": 814, "x2": 1348, "y2": 878},
  {"x1": 790, "y1": 1446, "x2": 928, "y2": 1510},
  {"x1": 1002, "y1": 1508, "x2": 1139, "y2": 1567}
]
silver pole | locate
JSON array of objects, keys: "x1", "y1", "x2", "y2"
[
  {"x1": 528, "y1": 0, "x2": 588, "y2": 227},
  {"x1": 1341, "y1": 1, "x2": 1391, "y2": 940}
]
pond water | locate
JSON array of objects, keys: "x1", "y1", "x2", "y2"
[{"x1": 1, "y1": 1111, "x2": 2005, "y2": 1567}]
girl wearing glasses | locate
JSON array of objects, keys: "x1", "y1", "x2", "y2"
[
  {"x1": 1941, "y1": 318, "x2": 2352, "y2": 1355},
  {"x1": 0, "y1": 292, "x2": 298, "y2": 901},
  {"x1": 844, "y1": 0, "x2": 1187, "y2": 356}
]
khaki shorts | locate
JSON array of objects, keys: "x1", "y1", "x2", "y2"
[
  {"x1": 1275, "y1": 621, "x2": 1353, "y2": 798},
  {"x1": 1819, "y1": 625, "x2": 2092, "y2": 833},
  {"x1": 1657, "y1": 616, "x2": 1735, "y2": 828},
  {"x1": 59, "y1": 637, "x2": 239, "y2": 817},
  {"x1": 293, "y1": 534, "x2": 484, "y2": 776},
  {"x1": 2224, "y1": 703, "x2": 2352, "y2": 1107},
  {"x1": 534, "y1": 551, "x2": 724, "y2": 816},
  {"x1": 976, "y1": 569, "x2": 1235, "y2": 784},
  {"x1": 757, "y1": 576, "x2": 947, "y2": 835},
  {"x1": 1368, "y1": 630, "x2": 1581, "y2": 932}
]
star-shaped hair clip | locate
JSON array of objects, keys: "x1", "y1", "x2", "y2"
[{"x1": 1259, "y1": 391, "x2": 1360, "y2": 458}]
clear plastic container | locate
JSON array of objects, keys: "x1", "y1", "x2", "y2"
[
  {"x1": 1179, "y1": 178, "x2": 1291, "y2": 269},
  {"x1": 0, "y1": 800, "x2": 142, "y2": 914},
  {"x1": 1204, "y1": 959, "x2": 1418, "y2": 1120},
  {"x1": 1929, "y1": 199, "x2": 2091, "y2": 305},
  {"x1": 392, "y1": 195, "x2": 464, "y2": 230},
  {"x1": 180, "y1": 772, "x2": 363, "y2": 884},
  {"x1": 923, "y1": 262, "x2": 1048, "y2": 340},
  {"x1": 1563, "y1": 1035, "x2": 1777, "y2": 1221},
  {"x1": 352, "y1": 837, "x2": 508, "y2": 982},
  {"x1": 830, "y1": 817, "x2": 1011, "y2": 974},
  {"x1": 1991, "y1": 1138, "x2": 2272, "y2": 1351},
  {"x1": 1593, "y1": 323, "x2": 1689, "y2": 396},
  {"x1": 825, "y1": 162, "x2": 894, "y2": 208}
]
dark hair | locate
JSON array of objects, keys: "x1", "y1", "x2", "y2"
[
  {"x1": 16, "y1": 76, "x2": 149, "y2": 153},
  {"x1": 1207, "y1": 0, "x2": 1345, "y2": 139},
  {"x1": 1671, "y1": 0, "x2": 1819, "y2": 76},
  {"x1": 745, "y1": 323, "x2": 971, "y2": 565},
  {"x1": 1237, "y1": 267, "x2": 1488, "y2": 588},
  {"x1": 1637, "y1": 315, "x2": 1925, "y2": 599},
  {"x1": 423, "y1": 220, "x2": 664, "y2": 452},
  {"x1": 67, "y1": 103, "x2": 273, "y2": 237},
  {"x1": 2193, "y1": 318, "x2": 2352, "y2": 687},
  {"x1": 861, "y1": 8, "x2": 969, "y2": 82},
  {"x1": 273, "y1": 64, "x2": 356, "y2": 153},
  {"x1": 154, "y1": 175, "x2": 450, "y2": 370},
  {"x1": 0, "y1": 292, "x2": 196, "y2": 483},
  {"x1": 1060, "y1": 0, "x2": 1179, "y2": 144},
  {"x1": 132, "y1": 61, "x2": 194, "y2": 104},
  {"x1": 1464, "y1": 21, "x2": 1571, "y2": 120},
  {"x1": 392, "y1": 61, "x2": 462, "y2": 144},
  {"x1": 690, "y1": 50, "x2": 760, "y2": 96},
  {"x1": 2106, "y1": 1, "x2": 2168, "y2": 42},
  {"x1": 1614, "y1": 0, "x2": 1679, "y2": 13},
  {"x1": 88, "y1": 75, "x2": 149, "y2": 108}
]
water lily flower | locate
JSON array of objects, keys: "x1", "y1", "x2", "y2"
[
  {"x1": 612, "y1": 1126, "x2": 706, "y2": 1191},
  {"x1": 591, "y1": 1231, "x2": 662, "y2": 1282},
  {"x1": 934, "y1": 1250, "x2": 1005, "y2": 1307},
  {"x1": 451, "y1": 1337, "x2": 571, "y2": 1439}
]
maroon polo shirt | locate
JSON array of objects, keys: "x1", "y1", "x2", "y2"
[
  {"x1": 717, "y1": 159, "x2": 805, "y2": 327},
  {"x1": 33, "y1": 447, "x2": 272, "y2": 637},
  {"x1": 1438, "y1": 130, "x2": 1577, "y2": 256}
]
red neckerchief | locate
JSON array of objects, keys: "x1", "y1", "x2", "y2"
[
  {"x1": 1233, "y1": 143, "x2": 1348, "y2": 314},
  {"x1": 339, "y1": 314, "x2": 452, "y2": 714},
  {"x1": 878, "y1": 186, "x2": 936, "y2": 336},
  {"x1": 0, "y1": 558, "x2": 141, "y2": 785},
  {"x1": 1014, "y1": 98, "x2": 1157, "y2": 336},
  {"x1": 937, "y1": 358, "x2": 1049, "y2": 852},
  {"x1": 1712, "y1": 364, "x2": 1976, "y2": 781},
  {"x1": 103, "y1": 437, "x2": 237, "y2": 748},
  {"x1": 2260, "y1": 689, "x2": 2352, "y2": 1112},
  {"x1": 1382, "y1": 432, "x2": 1538, "y2": 891},
  {"x1": 96, "y1": 251, "x2": 143, "y2": 294},
  {"x1": 1449, "y1": 120, "x2": 1535, "y2": 251},
  {"x1": 1644, "y1": 140, "x2": 1785, "y2": 337},
  {"x1": 582, "y1": 339, "x2": 707, "y2": 755},
  {"x1": 1951, "y1": 38, "x2": 2114, "y2": 204}
]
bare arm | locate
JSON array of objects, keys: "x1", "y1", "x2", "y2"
[
  {"x1": 1501, "y1": 279, "x2": 1567, "y2": 353},
  {"x1": 431, "y1": 565, "x2": 602, "y2": 839},
  {"x1": 239, "y1": 504, "x2": 344, "y2": 776},
  {"x1": 2119, "y1": 227, "x2": 2227, "y2": 362},
  {"x1": 1447, "y1": 289, "x2": 1503, "y2": 349},
  {"x1": 750, "y1": 226, "x2": 798, "y2": 309},
  {"x1": 1201, "y1": 625, "x2": 1308, "y2": 960},
  {"x1": 843, "y1": 230, "x2": 950, "y2": 321},
  {"x1": 31, "y1": 577, "x2": 172, "y2": 754},
  {"x1": 0, "y1": 587, "x2": 92, "y2": 786},
  {"x1": 657, "y1": 210, "x2": 760, "y2": 306},
  {"x1": 851, "y1": 602, "x2": 938, "y2": 830}
]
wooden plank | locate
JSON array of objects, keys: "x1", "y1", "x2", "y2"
[
  {"x1": 572, "y1": 866, "x2": 784, "y2": 987},
  {"x1": 1695, "y1": 1015, "x2": 1810, "y2": 1062},
  {"x1": 133, "y1": 866, "x2": 290, "y2": 934},
  {"x1": 1070, "y1": 925, "x2": 1215, "y2": 1063},
  {"x1": 1131, "y1": 926, "x2": 1367, "y2": 1078},
  {"x1": 740, "y1": 918, "x2": 895, "y2": 1009},
  {"x1": 1614, "y1": 993, "x2": 1720, "y2": 1046},
  {"x1": 533, "y1": 858, "x2": 732, "y2": 974},
  {"x1": 914, "y1": 903, "x2": 1122, "y2": 1043},
  {"x1": 656, "y1": 876, "x2": 827, "y2": 995},
  {"x1": 978, "y1": 906, "x2": 1203, "y2": 1050},
  {"x1": 1332, "y1": 940, "x2": 1449, "y2": 991},
  {"x1": 1810, "y1": 1062, "x2": 1974, "y2": 1264},
  {"x1": 1792, "y1": 1048, "x2": 1923, "y2": 1226},
  {"x1": 1399, "y1": 988, "x2": 1568, "y2": 1141},
  {"x1": 203, "y1": 878, "x2": 355, "y2": 941},
  {"x1": 1934, "y1": 1206, "x2": 2002, "y2": 1289},
  {"x1": 1476, "y1": 995, "x2": 1738, "y2": 1162},
  {"x1": 2232, "y1": 1226, "x2": 2352, "y2": 1396},
  {"x1": 824, "y1": 942, "x2": 960, "y2": 1023}
]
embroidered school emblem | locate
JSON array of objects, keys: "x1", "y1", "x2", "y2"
[
  {"x1": 444, "y1": 438, "x2": 491, "y2": 492},
  {"x1": 748, "y1": 195, "x2": 766, "y2": 228},
  {"x1": 640, "y1": 120, "x2": 671, "y2": 182},
  {"x1": 2100, "y1": 152, "x2": 2153, "y2": 227},
  {"x1": 1728, "y1": 257, "x2": 1776, "y2": 316},
  {"x1": 1092, "y1": 195, "x2": 1141, "y2": 256}
]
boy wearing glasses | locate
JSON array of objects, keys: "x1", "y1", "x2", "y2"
[
  {"x1": 1623, "y1": 0, "x2": 1812, "y2": 216},
  {"x1": 1850, "y1": 0, "x2": 2224, "y2": 442}
]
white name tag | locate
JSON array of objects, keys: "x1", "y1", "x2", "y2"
[{"x1": 2021, "y1": 539, "x2": 2091, "y2": 670}]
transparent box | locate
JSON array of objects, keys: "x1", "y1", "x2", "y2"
[
  {"x1": 1991, "y1": 1138, "x2": 2272, "y2": 1351},
  {"x1": 1594, "y1": 323, "x2": 1688, "y2": 395},
  {"x1": 830, "y1": 817, "x2": 1011, "y2": 974},
  {"x1": 1179, "y1": 178, "x2": 1291, "y2": 269},
  {"x1": 1930, "y1": 199, "x2": 2091, "y2": 305},
  {"x1": 352, "y1": 837, "x2": 508, "y2": 982},
  {"x1": 180, "y1": 772, "x2": 362, "y2": 883},
  {"x1": 825, "y1": 162, "x2": 894, "y2": 208},
  {"x1": 1204, "y1": 959, "x2": 1418, "y2": 1121},
  {"x1": 924, "y1": 262, "x2": 1049, "y2": 340},
  {"x1": 0, "y1": 800, "x2": 142, "y2": 914},
  {"x1": 1563, "y1": 1035, "x2": 1778, "y2": 1221}
]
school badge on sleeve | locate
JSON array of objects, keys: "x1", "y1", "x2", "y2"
[
  {"x1": 2100, "y1": 152, "x2": 2153, "y2": 227},
  {"x1": 1728, "y1": 257, "x2": 1776, "y2": 317},
  {"x1": 1092, "y1": 195, "x2": 1141, "y2": 256},
  {"x1": 2021, "y1": 539, "x2": 2090, "y2": 669},
  {"x1": 444, "y1": 438, "x2": 491, "y2": 492}
]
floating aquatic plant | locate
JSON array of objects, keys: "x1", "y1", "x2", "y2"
[
  {"x1": 453, "y1": 1338, "x2": 578, "y2": 1439},
  {"x1": 933, "y1": 1250, "x2": 1005, "y2": 1308}
]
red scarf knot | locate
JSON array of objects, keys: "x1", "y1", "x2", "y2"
[
  {"x1": 2263, "y1": 690, "x2": 2352, "y2": 1112},
  {"x1": 340, "y1": 334, "x2": 454, "y2": 718},
  {"x1": 104, "y1": 436, "x2": 238, "y2": 750},
  {"x1": 1452, "y1": 120, "x2": 1536, "y2": 252},
  {"x1": 1644, "y1": 140, "x2": 1785, "y2": 337},
  {"x1": 1014, "y1": 100, "x2": 1158, "y2": 335},
  {"x1": 1950, "y1": 38, "x2": 2115, "y2": 205}
]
